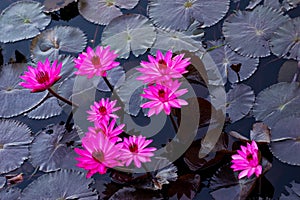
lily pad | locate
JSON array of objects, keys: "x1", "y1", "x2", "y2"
[
  {"x1": 31, "y1": 25, "x2": 87, "y2": 61},
  {"x1": 101, "y1": 14, "x2": 156, "y2": 59},
  {"x1": 207, "y1": 40, "x2": 259, "y2": 84},
  {"x1": 0, "y1": 177, "x2": 5, "y2": 189},
  {"x1": 94, "y1": 66, "x2": 125, "y2": 92},
  {"x1": 0, "y1": 63, "x2": 48, "y2": 118},
  {"x1": 0, "y1": 188, "x2": 21, "y2": 200},
  {"x1": 78, "y1": 0, "x2": 139, "y2": 25},
  {"x1": 44, "y1": 0, "x2": 75, "y2": 12},
  {"x1": 223, "y1": 5, "x2": 289, "y2": 57},
  {"x1": 148, "y1": 0, "x2": 230, "y2": 31},
  {"x1": 246, "y1": 0, "x2": 263, "y2": 10},
  {"x1": 20, "y1": 170, "x2": 98, "y2": 200},
  {"x1": 270, "y1": 117, "x2": 300, "y2": 166},
  {"x1": 226, "y1": 84, "x2": 255, "y2": 123},
  {"x1": 270, "y1": 17, "x2": 300, "y2": 60},
  {"x1": 27, "y1": 97, "x2": 63, "y2": 119},
  {"x1": 278, "y1": 60, "x2": 300, "y2": 82},
  {"x1": 109, "y1": 187, "x2": 163, "y2": 199},
  {"x1": 250, "y1": 122, "x2": 271, "y2": 143},
  {"x1": 0, "y1": 120, "x2": 32, "y2": 174},
  {"x1": 253, "y1": 82, "x2": 300, "y2": 128},
  {"x1": 0, "y1": 1, "x2": 51, "y2": 43},
  {"x1": 280, "y1": 181, "x2": 300, "y2": 199},
  {"x1": 168, "y1": 174, "x2": 201, "y2": 199},
  {"x1": 150, "y1": 28, "x2": 203, "y2": 54},
  {"x1": 30, "y1": 123, "x2": 82, "y2": 172}
]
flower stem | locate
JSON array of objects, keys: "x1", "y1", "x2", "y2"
[
  {"x1": 48, "y1": 88, "x2": 79, "y2": 108},
  {"x1": 103, "y1": 76, "x2": 114, "y2": 92},
  {"x1": 169, "y1": 113, "x2": 178, "y2": 133}
]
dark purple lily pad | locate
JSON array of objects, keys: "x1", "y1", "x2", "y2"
[
  {"x1": 101, "y1": 14, "x2": 156, "y2": 59},
  {"x1": 270, "y1": 17, "x2": 300, "y2": 60},
  {"x1": 270, "y1": 117, "x2": 300, "y2": 166},
  {"x1": 0, "y1": 1, "x2": 51, "y2": 43},
  {"x1": 223, "y1": 5, "x2": 289, "y2": 58},
  {"x1": 253, "y1": 82, "x2": 300, "y2": 128},
  {"x1": 250, "y1": 122, "x2": 271, "y2": 143},
  {"x1": 78, "y1": 0, "x2": 139, "y2": 25},
  {"x1": 27, "y1": 97, "x2": 63, "y2": 119},
  {"x1": 0, "y1": 63, "x2": 48, "y2": 118},
  {"x1": 207, "y1": 40, "x2": 259, "y2": 84},
  {"x1": 278, "y1": 60, "x2": 300, "y2": 82},
  {"x1": 280, "y1": 181, "x2": 300, "y2": 199},
  {"x1": 31, "y1": 25, "x2": 87, "y2": 61},
  {"x1": 168, "y1": 174, "x2": 201, "y2": 199},
  {"x1": 109, "y1": 187, "x2": 163, "y2": 199},
  {"x1": 30, "y1": 123, "x2": 82, "y2": 172},
  {"x1": 0, "y1": 188, "x2": 21, "y2": 200},
  {"x1": 0, "y1": 120, "x2": 33, "y2": 174},
  {"x1": 44, "y1": 0, "x2": 75, "y2": 12},
  {"x1": 148, "y1": 0, "x2": 230, "y2": 31},
  {"x1": 20, "y1": 170, "x2": 98, "y2": 199},
  {"x1": 226, "y1": 84, "x2": 255, "y2": 123}
]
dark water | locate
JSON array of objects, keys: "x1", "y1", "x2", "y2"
[{"x1": 1, "y1": 0, "x2": 300, "y2": 199}]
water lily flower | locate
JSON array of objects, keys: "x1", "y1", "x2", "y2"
[
  {"x1": 74, "y1": 132, "x2": 122, "y2": 178},
  {"x1": 87, "y1": 98, "x2": 121, "y2": 125},
  {"x1": 231, "y1": 141, "x2": 262, "y2": 179},
  {"x1": 19, "y1": 58, "x2": 62, "y2": 92},
  {"x1": 74, "y1": 46, "x2": 119, "y2": 78},
  {"x1": 120, "y1": 135, "x2": 156, "y2": 168},
  {"x1": 136, "y1": 50, "x2": 190, "y2": 84},
  {"x1": 87, "y1": 119, "x2": 125, "y2": 143},
  {"x1": 141, "y1": 80, "x2": 188, "y2": 116}
]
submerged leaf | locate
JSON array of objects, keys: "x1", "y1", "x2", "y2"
[
  {"x1": 207, "y1": 40, "x2": 259, "y2": 84},
  {"x1": 0, "y1": 1, "x2": 51, "y2": 43},
  {"x1": 148, "y1": 0, "x2": 230, "y2": 31},
  {"x1": 0, "y1": 120, "x2": 32, "y2": 174},
  {"x1": 223, "y1": 5, "x2": 289, "y2": 57},
  {"x1": 226, "y1": 84, "x2": 255, "y2": 123},
  {"x1": 270, "y1": 117, "x2": 300, "y2": 166},
  {"x1": 101, "y1": 14, "x2": 156, "y2": 59},
  {"x1": 30, "y1": 123, "x2": 82, "y2": 172},
  {"x1": 27, "y1": 97, "x2": 63, "y2": 119},
  {"x1": 0, "y1": 188, "x2": 21, "y2": 200},
  {"x1": 31, "y1": 25, "x2": 87, "y2": 61},
  {"x1": 278, "y1": 60, "x2": 300, "y2": 82},
  {"x1": 253, "y1": 82, "x2": 300, "y2": 127},
  {"x1": 270, "y1": 17, "x2": 300, "y2": 60},
  {"x1": 21, "y1": 170, "x2": 98, "y2": 199},
  {"x1": 0, "y1": 63, "x2": 48, "y2": 118},
  {"x1": 44, "y1": 0, "x2": 75, "y2": 12},
  {"x1": 78, "y1": 0, "x2": 139, "y2": 25},
  {"x1": 280, "y1": 180, "x2": 300, "y2": 199}
]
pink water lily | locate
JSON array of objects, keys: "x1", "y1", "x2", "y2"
[
  {"x1": 141, "y1": 80, "x2": 188, "y2": 116},
  {"x1": 19, "y1": 58, "x2": 62, "y2": 92},
  {"x1": 74, "y1": 46, "x2": 119, "y2": 78},
  {"x1": 136, "y1": 50, "x2": 190, "y2": 84},
  {"x1": 231, "y1": 141, "x2": 262, "y2": 179}
]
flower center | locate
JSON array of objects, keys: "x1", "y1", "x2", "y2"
[
  {"x1": 36, "y1": 71, "x2": 50, "y2": 84},
  {"x1": 92, "y1": 150, "x2": 105, "y2": 163},
  {"x1": 129, "y1": 143, "x2": 138, "y2": 153},
  {"x1": 158, "y1": 59, "x2": 167, "y2": 70},
  {"x1": 99, "y1": 106, "x2": 107, "y2": 115},
  {"x1": 246, "y1": 153, "x2": 253, "y2": 161},
  {"x1": 158, "y1": 89, "x2": 166, "y2": 98},
  {"x1": 184, "y1": 1, "x2": 193, "y2": 8},
  {"x1": 91, "y1": 55, "x2": 102, "y2": 68}
]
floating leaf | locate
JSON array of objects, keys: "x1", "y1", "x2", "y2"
[
  {"x1": 30, "y1": 123, "x2": 82, "y2": 172},
  {"x1": 31, "y1": 25, "x2": 87, "y2": 61},
  {"x1": 168, "y1": 174, "x2": 201, "y2": 200},
  {"x1": 246, "y1": 0, "x2": 263, "y2": 10},
  {"x1": 78, "y1": 0, "x2": 139, "y2": 25},
  {"x1": 253, "y1": 82, "x2": 300, "y2": 128},
  {"x1": 250, "y1": 122, "x2": 271, "y2": 143},
  {"x1": 0, "y1": 177, "x2": 5, "y2": 189},
  {"x1": 94, "y1": 66, "x2": 125, "y2": 92},
  {"x1": 109, "y1": 187, "x2": 163, "y2": 199},
  {"x1": 0, "y1": 188, "x2": 21, "y2": 200},
  {"x1": 223, "y1": 5, "x2": 289, "y2": 57},
  {"x1": 270, "y1": 17, "x2": 300, "y2": 60},
  {"x1": 270, "y1": 117, "x2": 300, "y2": 166},
  {"x1": 150, "y1": 28, "x2": 203, "y2": 54},
  {"x1": 0, "y1": 120, "x2": 32, "y2": 174},
  {"x1": 21, "y1": 170, "x2": 98, "y2": 199},
  {"x1": 264, "y1": 0, "x2": 282, "y2": 10},
  {"x1": 27, "y1": 97, "x2": 63, "y2": 119},
  {"x1": 101, "y1": 14, "x2": 156, "y2": 59},
  {"x1": 278, "y1": 60, "x2": 300, "y2": 82},
  {"x1": 0, "y1": 1, "x2": 51, "y2": 43},
  {"x1": 148, "y1": 0, "x2": 230, "y2": 31},
  {"x1": 226, "y1": 84, "x2": 255, "y2": 123},
  {"x1": 280, "y1": 180, "x2": 300, "y2": 199},
  {"x1": 44, "y1": 0, "x2": 75, "y2": 12},
  {"x1": 207, "y1": 40, "x2": 259, "y2": 84},
  {"x1": 0, "y1": 63, "x2": 48, "y2": 118}
]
